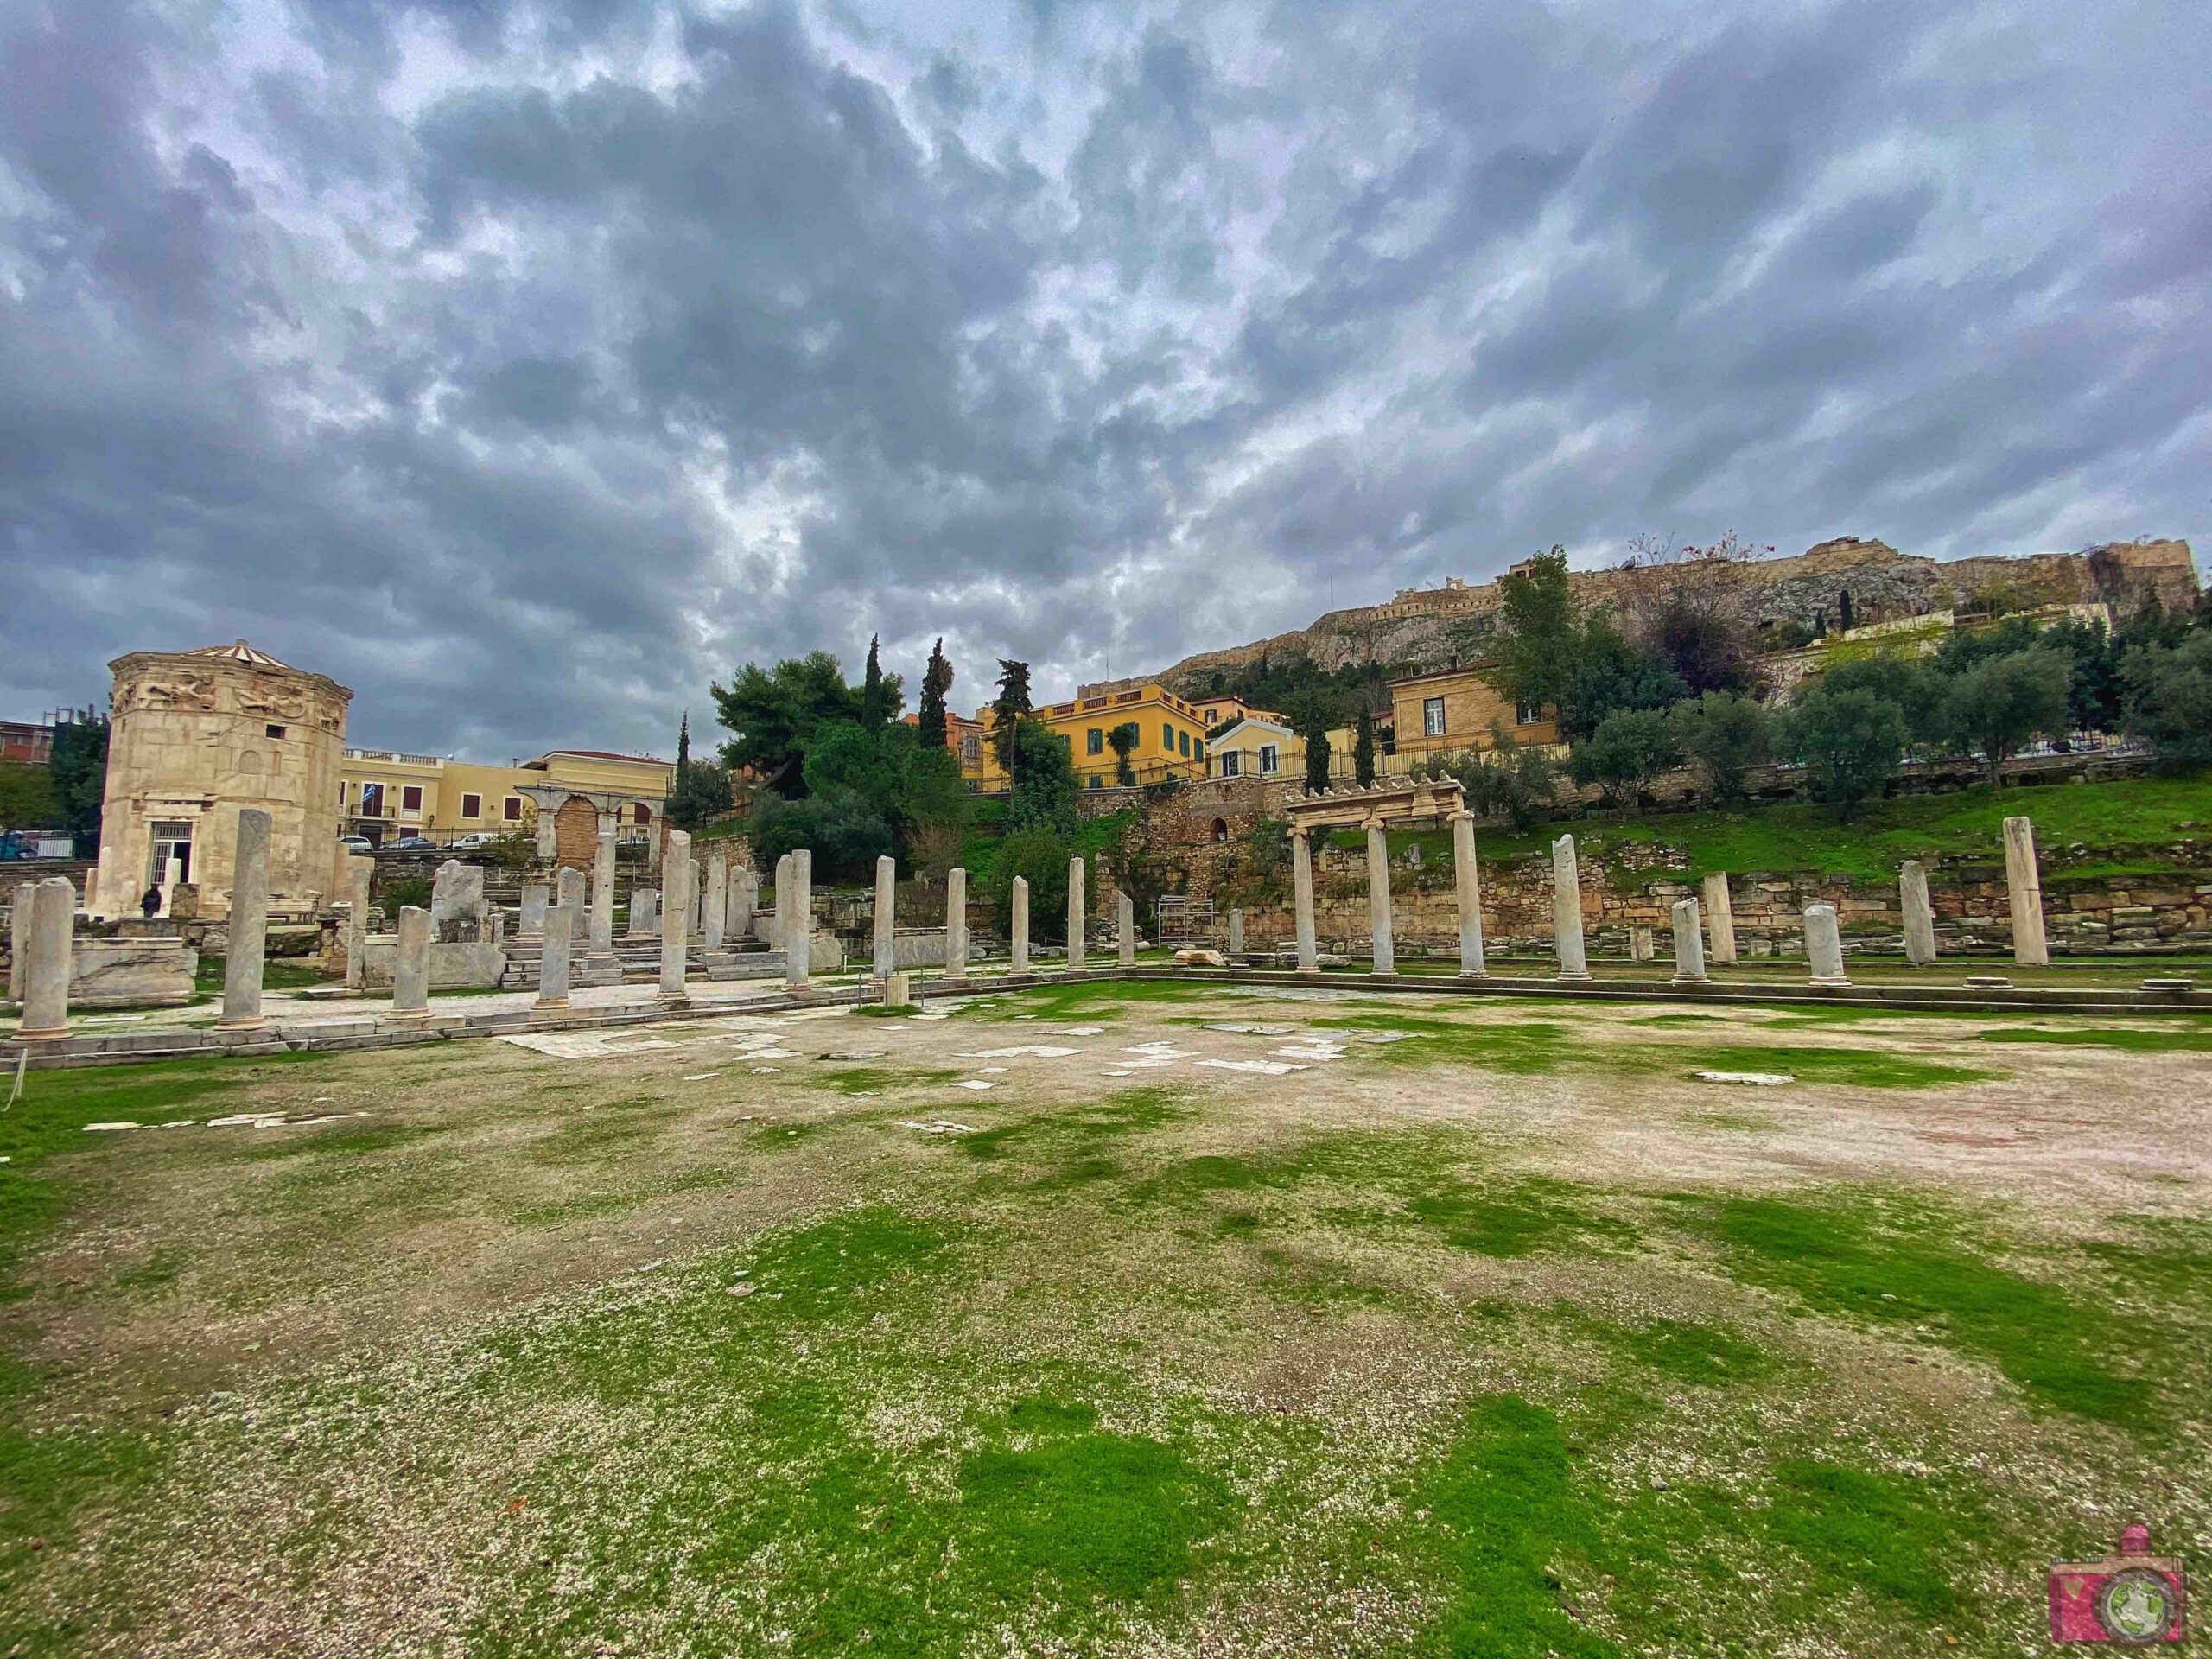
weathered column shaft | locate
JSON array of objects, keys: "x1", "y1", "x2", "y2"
[
  {"x1": 945, "y1": 867, "x2": 969, "y2": 977},
  {"x1": 1804, "y1": 903, "x2": 1849, "y2": 985},
  {"x1": 536, "y1": 904, "x2": 575, "y2": 1009},
  {"x1": 219, "y1": 807, "x2": 272, "y2": 1030},
  {"x1": 556, "y1": 866, "x2": 586, "y2": 918},
  {"x1": 1899, "y1": 860, "x2": 1937, "y2": 966},
  {"x1": 1701, "y1": 873, "x2": 1737, "y2": 966},
  {"x1": 1067, "y1": 856, "x2": 1086, "y2": 969},
  {"x1": 391, "y1": 905, "x2": 431, "y2": 1020},
  {"x1": 534, "y1": 806, "x2": 557, "y2": 863},
  {"x1": 1551, "y1": 834, "x2": 1589, "y2": 978},
  {"x1": 873, "y1": 855, "x2": 897, "y2": 982},
  {"x1": 1451, "y1": 812, "x2": 1486, "y2": 977},
  {"x1": 1291, "y1": 830, "x2": 1318, "y2": 972},
  {"x1": 1010, "y1": 876, "x2": 1030, "y2": 973},
  {"x1": 345, "y1": 855, "x2": 375, "y2": 988},
  {"x1": 1117, "y1": 891, "x2": 1135, "y2": 968},
  {"x1": 702, "y1": 853, "x2": 728, "y2": 951},
  {"x1": 773, "y1": 853, "x2": 794, "y2": 955},
  {"x1": 785, "y1": 849, "x2": 812, "y2": 987},
  {"x1": 2004, "y1": 816, "x2": 2049, "y2": 966},
  {"x1": 518, "y1": 879, "x2": 549, "y2": 942},
  {"x1": 1366, "y1": 822, "x2": 1395, "y2": 974},
  {"x1": 728, "y1": 867, "x2": 757, "y2": 941},
  {"x1": 16, "y1": 878, "x2": 76, "y2": 1038},
  {"x1": 1227, "y1": 908, "x2": 1244, "y2": 957},
  {"x1": 588, "y1": 820, "x2": 616, "y2": 954},
  {"x1": 1671, "y1": 898, "x2": 1707, "y2": 982},
  {"x1": 1630, "y1": 925, "x2": 1654, "y2": 963},
  {"x1": 631, "y1": 888, "x2": 659, "y2": 940},
  {"x1": 660, "y1": 831, "x2": 692, "y2": 1003}
]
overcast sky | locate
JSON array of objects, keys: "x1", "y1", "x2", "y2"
[{"x1": 3, "y1": 0, "x2": 2206, "y2": 761}]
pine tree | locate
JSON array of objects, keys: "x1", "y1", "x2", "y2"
[
  {"x1": 860, "y1": 635, "x2": 891, "y2": 729},
  {"x1": 1353, "y1": 707, "x2": 1376, "y2": 786},
  {"x1": 675, "y1": 710, "x2": 690, "y2": 781},
  {"x1": 990, "y1": 659, "x2": 1033, "y2": 772},
  {"x1": 918, "y1": 638, "x2": 954, "y2": 753}
]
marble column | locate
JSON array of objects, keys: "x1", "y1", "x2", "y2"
[
  {"x1": 389, "y1": 905, "x2": 431, "y2": 1022},
  {"x1": 1551, "y1": 834, "x2": 1589, "y2": 979},
  {"x1": 1365, "y1": 818, "x2": 1395, "y2": 974},
  {"x1": 702, "y1": 852, "x2": 728, "y2": 952},
  {"x1": 729, "y1": 866, "x2": 757, "y2": 942},
  {"x1": 219, "y1": 806, "x2": 272, "y2": 1031},
  {"x1": 1630, "y1": 925, "x2": 1654, "y2": 963},
  {"x1": 1701, "y1": 873, "x2": 1738, "y2": 967},
  {"x1": 1804, "y1": 903, "x2": 1849, "y2": 986},
  {"x1": 344, "y1": 855, "x2": 375, "y2": 988},
  {"x1": 1067, "y1": 856, "x2": 1086, "y2": 969},
  {"x1": 535, "y1": 903, "x2": 575, "y2": 1012},
  {"x1": 518, "y1": 880, "x2": 548, "y2": 943},
  {"x1": 556, "y1": 866, "x2": 586, "y2": 918},
  {"x1": 1451, "y1": 810, "x2": 1486, "y2": 978},
  {"x1": 628, "y1": 888, "x2": 659, "y2": 940},
  {"x1": 1671, "y1": 898, "x2": 1707, "y2": 983},
  {"x1": 873, "y1": 855, "x2": 896, "y2": 982},
  {"x1": 7, "y1": 883, "x2": 32, "y2": 1006},
  {"x1": 1227, "y1": 908, "x2": 1244, "y2": 957},
  {"x1": 588, "y1": 817, "x2": 616, "y2": 957},
  {"x1": 1118, "y1": 891, "x2": 1136, "y2": 968},
  {"x1": 1010, "y1": 876, "x2": 1030, "y2": 973},
  {"x1": 15, "y1": 877, "x2": 76, "y2": 1039},
  {"x1": 2004, "y1": 816, "x2": 2049, "y2": 967},
  {"x1": 659, "y1": 830, "x2": 692, "y2": 1007},
  {"x1": 785, "y1": 849, "x2": 812, "y2": 987},
  {"x1": 534, "y1": 803, "x2": 557, "y2": 863},
  {"x1": 773, "y1": 853, "x2": 794, "y2": 956},
  {"x1": 1899, "y1": 861, "x2": 1937, "y2": 966},
  {"x1": 1291, "y1": 827, "x2": 1318, "y2": 972},
  {"x1": 945, "y1": 866, "x2": 969, "y2": 977}
]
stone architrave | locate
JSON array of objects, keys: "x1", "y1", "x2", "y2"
[
  {"x1": 2004, "y1": 816, "x2": 2049, "y2": 966},
  {"x1": 628, "y1": 888, "x2": 659, "y2": 940},
  {"x1": 1701, "y1": 874, "x2": 1738, "y2": 966},
  {"x1": 518, "y1": 880, "x2": 549, "y2": 943},
  {"x1": 1010, "y1": 877, "x2": 1030, "y2": 973},
  {"x1": 1551, "y1": 835, "x2": 1589, "y2": 980},
  {"x1": 588, "y1": 818, "x2": 617, "y2": 956},
  {"x1": 1803, "y1": 903, "x2": 1850, "y2": 986},
  {"x1": 785, "y1": 849, "x2": 812, "y2": 987},
  {"x1": 945, "y1": 867, "x2": 969, "y2": 977},
  {"x1": 702, "y1": 852, "x2": 728, "y2": 952},
  {"x1": 219, "y1": 807, "x2": 272, "y2": 1030},
  {"x1": 1671, "y1": 898, "x2": 1707, "y2": 983},
  {"x1": 1365, "y1": 819, "x2": 1395, "y2": 975},
  {"x1": 16, "y1": 878, "x2": 76, "y2": 1039},
  {"x1": 1117, "y1": 892, "x2": 1135, "y2": 968},
  {"x1": 873, "y1": 856, "x2": 896, "y2": 982},
  {"x1": 1291, "y1": 829, "x2": 1319, "y2": 973},
  {"x1": 1899, "y1": 861, "x2": 1937, "y2": 966},
  {"x1": 344, "y1": 855, "x2": 375, "y2": 988},
  {"x1": 1630, "y1": 925, "x2": 1654, "y2": 963},
  {"x1": 1451, "y1": 810, "x2": 1486, "y2": 978},
  {"x1": 535, "y1": 904, "x2": 575, "y2": 1012},
  {"x1": 556, "y1": 866, "x2": 586, "y2": 918},
  {"x1": 728, "y1": 867, "x2": 757, "y2": 941},
  {"x1": 773, "y1": 854, "x2": 794, "y2": 954},
  {"x1": 659, "y1": 831, "x2": 692, "y2": 1007},
  {"x1": 1227, "y1": 908, "x2": 1244, "y2": 957},
  {"x1": 389, "y1": 905, "x2": 431, "y2": 1022},
  {"x1": 1067, "y1": 856, "x2": 1086, "y2": 969}
]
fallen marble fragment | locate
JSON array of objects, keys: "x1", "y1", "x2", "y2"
[
  {"x1": 951, "y1": 1079, "x2": 998, "y2": 1091},
  {"x1": 1691, "y1": 1071, "x2": 1795, "y2": 1086},
  {"x1": 957, "y1": 1046, "x2": 1082, "y2": 1058},
  {"x1": 1197, "y1": 1058, "x2": 1307, "y2": 1076},
  {"x1": 84, "y1": 1122, "x2": 140, "y2": 1132},
  {"x1": 896, "y1": 1120, "x2": 979, "y2": 1135},
  {"x1": 1200, "y1": 1022, "x2": 1295, "y2": 1036}
]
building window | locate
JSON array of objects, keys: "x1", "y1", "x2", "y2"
[
  {"x1": 1193, "y1": 739, "x2": 1204, "y2": 760},
  {"x1": 960, "y1": 734, "x2": 980, "y2": 763},
  {"x1": 1087, "y1": 728, "x2": 1103, "y2": 754},
  {"x1": 337, "y1": 780, "x2": 347, "y2": 805},
  {"x1": 1220, "y1": 751, "x2": 1242, "y2": 778},
  {"x1": 1162, "y1": 721, "x2": 1174, "y2": 749},
  {"x1": 1178, "y1": 730, "x2": 1191, "y2": 758},
  {"x1": 401, "y1": 785, "x2": 423, "y2": 812},
  {"x1": 1259, "y1": 744, "x2": 1279, "y2": 775},
  {"x1": 633, "y1": 803, "x2": 652, "y2": 824},
  {"x1": 1087, "y1": 775, "x2": 1101, "y2": 790},
  {"x1": 1424, "y1": 696, "x2": 1446, "y2": 738},
  {"x1": 503, "y1": 797, "x2": 523, "y2": 822},
  {"x1": 459, "y1": 792, "x2": 481, "y2": 818},
  {"x1": 264, "y1": 723, "x2": 287, "y2": 739},
  {"x1": 1516, "y1": 700, "x2": 1543, "y2": 726}
]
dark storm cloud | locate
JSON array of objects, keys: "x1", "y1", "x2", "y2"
[{"x1": 1, "y1": 0, "x2": 2205, "y2": 757}]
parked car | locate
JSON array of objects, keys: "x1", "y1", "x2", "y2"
[
  {"x1": 388, "y1": 836, "x2": 436, "y2": 851},
  {"x1": 336, "y1": 835, "x2": 374, "y2": 855},
  {"x1": 446, "y1": 832, "x2": 499, "y2": 849}
]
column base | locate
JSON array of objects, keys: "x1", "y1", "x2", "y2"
[
  {"x1": 656, "y1": 993, "x2": 692, "y2": 1012},
  {"x1": 1458, "y1": 969, "x2": 1489, "y2": 980},
  {"x1": 1673, "y1": 974, "x2": 1710, "y2": 987},
  {"x1": 382, "y1": 1009, "x2": 431, "y2": 1027},
  {"x1": 531, "y1": 997, "x2": 570, "y2": 1018},
  {"x1": 13, "y1": 1024, "x2": 69, "y2": 1043},
  {"x1": 216, "y1": 1015, "x2": 270, "y2": 1033},
  {"x1": 1554, "y1": 971, "x2": 1593, "y2": 982},
  {"x1": 1809, "y1": 976, "x2": 1853, "y2": 988}
]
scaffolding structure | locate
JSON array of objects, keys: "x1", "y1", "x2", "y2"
[{"x1": 1154, "y1": 895, "x2": 1215, "y2": 946}]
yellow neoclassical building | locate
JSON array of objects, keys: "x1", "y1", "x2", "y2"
[
  {"x1": 957, "y1": 684, "x2": 1212, "y2": 792},
  {"x1": 337, "y1": 747, "x2": 671, "y2": 847}
]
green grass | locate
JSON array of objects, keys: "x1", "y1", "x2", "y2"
[
  {"x1": 1977, "y1": 1025, "x2": 2212, "y2": 1053},
  {"x1": 1761, "y1": 1460, "x2": 1973, "y2": 1618},
  {"x1": 194, "y1": 956, "x2": 334, "y2": 993},
  {"x1": 1674, "y1": 1044, "x2": 2001, "y2": 1089},
  {"x1": 808, "y1": 1065, "x2": 963, "y2": 1095}
]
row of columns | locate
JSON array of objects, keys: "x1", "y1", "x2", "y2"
[{"x1": 862, "y1": 855, "x2": 1094, "y2": 983}]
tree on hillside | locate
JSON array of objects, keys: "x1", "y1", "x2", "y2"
[
  {"x1": 1282, "y1": 686, "x2": 1341, "y2": 792},
  {"x1": 984, "y1": 826, "x2": 1074, "y2": 944},
  {"x1": 1784, "y1": 685, "x2": 1908, "y2": 820},
  {"x1": 1669, "y1": 691, "x2": 1772, "y2": 804},
  {"x1": 665, "y1": 760, "x2": 732, "y2": 830},
  {"x1": 1005, "y1": 717, "x2": 1077, "y2": 832},
  {"x1": 1303, "y1": 728, "x2": 1332, "y2": 792},
  {"x1": 1618, "y1": 531, "x2": 1769, "y2": 696},
  {"x1": 1352, "y1": 708, "x2": 1376, "y2": 787},
  {"x1": 712, "y1": 652, "x2": 863, "y2": 796},
  {"x1": 2121, "y1": 631, "x2": 2212, "y2": 771},
  {"x1": 674, "y1": 710, "x2": 691, "y2": 777},
  {"x1": 1418, "y1": 727, "x2": 1559, "y2": 831},
  {"x1": 989, "y1": 659, "x2": 1033, "y2": 771},
  {"x1": 0, "y1": 761, "x2": 60, "y2": 830},
  {"x1": 860, "y1": 635, "x2": 896, "y2": 730},
  {"x1": 1568, "y1": 707, "x2": 1681, "y2": 810},
  {"x1": 1939, "y1": 647, "x2": 2071, "y2": 786},
  {"x1": 49, "y1": 709, "x2": 108, "y2": 854},
  {"x1": 1560, "y1": 620, "x2": 1686, "y2": 741},
  {"x1": 1107, "y1": 721, "x2": 1139, "y2": 786},
  {"x1": 1485, "y1": 547, "x2": 1581, "y2": 717},
  {"x1": 746, "y1": 789, "x2": 893, "y2": 881},
  {"x1": 1820, "y1": 655, "x2": 1947, "y2": 751},
  {"x1": 918, "y1": 638, "x2": 955, "y2": 753}
]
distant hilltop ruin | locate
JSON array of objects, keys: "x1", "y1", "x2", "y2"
[{"x1": 1082, "y1": 536, "x2": 2201, "y2": 698}]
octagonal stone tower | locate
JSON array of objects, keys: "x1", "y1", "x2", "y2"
[{"x1": 92, "y1": 642, "x2": 352, "y2": 919}]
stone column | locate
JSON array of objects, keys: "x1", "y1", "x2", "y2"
[
  {"x1": 344, "y1": 855, "x2": 375, "y2": 988},
  {"x1": 729, "y1": 867, "x2": 757, "y2": 942},
  {"x1": 1118, "y1": 892, "x2": 1136, "y2": 967},
  {"x1": 873, "y1": 855, "x2": 897, "y2": 982},
  {"x1": 1067, "y1": 856, "x2": 1086, "y2": 969},
  {"x1": 785, "y1": 849, "x2": 812, "y2": 987},
  {"x1": 1227, "y1": 908, "x2": 1244, "y2": 957},
  {"x1": 389, "y1": 905, "x2": 431, "y2": 1022},
  {"x1": 945, "y1": 867, "x2": 969, "y2": 978},
  {"x1": 219, "y1": 807, "x2": 272, "y2": 1031},
  {"x1": 1804, "y1": 903, "x2": 1850, "y2": 986},
  {"x1": 1010, "y1": 876, "x2": 1030, "y2": 973},
  {"x1": 534, "y1": 804, "x2": 557, "y2": 863},
  {"x1": 1899, "y1": 860, "x2": 1937, "y2": 966},
  {"x1": 628, "y1": 888, "x2": 659, "y2": 941},
  {"x1": 1630, "y1": 924, "x2": 1654, "y2": 963},
  {"x1": 1671, "y1": 898, "x2": 1707, "y2": 983},
  {"x1": 1291, "y1": 828, "x2": 1318, "y2": 972},
  {"x1": 8, "y1": 884, "x2": 31, "y2": 1007},
  {"x1": 535, "y1": 903, "x2": 575, "y2": 1013},
  {"x1": 1365, "y1": 818, "x2": 1395, "y2": 975},
  {"x1": 1701, "y1": 874, "x2": 1738, "y2": 967},
  {"x1": 1451, "y1": 810, "x2": 1486, "y2": 978},
  {"x1": 773, "y1": 853, "x2": 793, "y2": 955},
  {"x1": 588, "y1": 817, "x2": 616, "y2": 957},
  {"x1": 659, "y1": 831, "x2": 692, "y2": 1007},
  {"x1": 15, "y1": 878, "x2": 76, "y2": 1040},
  {"x1": 518, "y1": 880, "x2": 548, "y2": 942},
  {"x1": 1551, "y1": 834, "x2": 1589, "y2": 980},
  {"x1": 2004, "y1": 816, "x2": 2049, "y2": 967},
  {"x1": 557, "y1": 866, "x2": 587, "y2": 918},
  {"x1": 702, "y1": 852, "x2": 728, "y2": 952}
]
